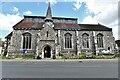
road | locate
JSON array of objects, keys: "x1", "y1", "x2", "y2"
[{"x1": 1, "y1": 59, "x2": 118, "y2": 78}]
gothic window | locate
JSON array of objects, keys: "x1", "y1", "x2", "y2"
[
  {"x1": 65, "y1": 33, "x2": 72, "y2": 48},
  {"x1": 97, "y1": 33, "x2": 103, "y2": 48},
  {"x1": 22, "y1": 33, "x2": 32, "y2": 49},
  {"x1": 82, "y1": 33, "x2": 89, "y2": 48}
]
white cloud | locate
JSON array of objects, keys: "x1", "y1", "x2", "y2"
[
  {"x1": 80, "y1": 0, "x2": 119, "y2": 40},
  {"x1": 0, "y1": 13, "x2": 23, "y2": 31},
  {"x1": 73, "y1": 2, "x2": 82, "y2": 10},
  {"x1": 109, "y1": 25, "x2": 118, "y2": 40},
  {"x1": 0, "y1": 6, "x2": 23, "y2": 32},
  {"x1": 81, "y1": 16, "x2": 97, "y2": 24},
  {"x1": 23, "y1": 11, "x2": 32, "y2": 15},
  {"x1": 73, "y1": 0, "x2": 86, "y2": 10},
  {"x1": 85, "y1": 0, "x2": 119, "y2": 14},
  {"x1": 81, "y1": 15, "x2": 118, "y2": 40},
  {"x1": 13, "y1": 7, "x2": 19, "y2": 12},
  {"x1": 94, "y1": 3, "x2": 118, "y2": 25},
  {"x1": 11, "y1": 7, "x2": 19, "y2": 15}
]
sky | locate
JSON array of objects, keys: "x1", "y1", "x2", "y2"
[{"x1": 0, "y1": 0, "x2": 119, "y2": 41}]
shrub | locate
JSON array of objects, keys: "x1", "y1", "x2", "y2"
[
  {"x1": 61, "y1": 56, "x2": 69, "y2": 59},
  {"x1": 56, "y1": 56, "x2": 62, "y2": 59},
  {"x1": 95, "y1": 55, "x2": 105, "y2": 59},
  {"x1": 79, "y1": 53, "x2": 86, "y2": 59},
  {"x1": 15, "y1": 54, "x2": 34, "y2": 59},
  {"x1": 15, "y1": 55, "x2": 22, "y2": 58},
  {"x1": 68, "y1": 55, "x2": 79, "y2": 59},
  {"x1": 91, "y1": 53, "x2": 96, "y2": 59},
  {"x1": 3, "y1": 50, "x2": 7, "y2": 56},
  {"x1": 36, "y1": 55, "x2": 42, "y2": 59},
  {"x1": 2, "y1": 56, "x2": 14, "y2": 59},
  {"x1": 22, "y1": 54, "x2": 34, "y2": 59},
  {"x1": 52, "y1": 55, "x2": 56, "y2": 59}
]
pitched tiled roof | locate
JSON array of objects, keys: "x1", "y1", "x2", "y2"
[
  {"x1": 5, "y1": 32, "x2": 12, "y2": 39},
  {"x1": 78, "y1": 24, "x2": 112, "y2": 31},
  {"x1": 13, "y1": 20, "x2": 44, "y2": 29},
  {"x1": 13, "y1": 16, "x2": 112, "y2": 31},
  {"x1": 13, "y1": 20, "x2": 79, "y2": 30},
  {"x1": 54, "y1": 23, "x2": 80, "y2": 29}
]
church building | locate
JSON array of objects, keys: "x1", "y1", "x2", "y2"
[{"x1": 5, "y1": 3, "x2": 116, "y2": 59}]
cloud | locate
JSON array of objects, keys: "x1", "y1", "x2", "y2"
[
  {"x1": 81, "y1": 15, "x2": 118, "y2": 40},
  {"x1": 85, "y1": 0, "x2": 119, "y2": 14},
  {"x1": 81, "y1": 16, "x2": 97, "y2": 24},
  {"x1": 73, "y1": 2, "x2": 82, "y2": 10},
  {"x1": 0, "y1": 13, "x2": 23, "y2": 32},
  {"x1": 23, "y1": 11, "x2": 32, "y2": 15},
  {"x1": 94, "y1": 3, "x2": 118, "y2": 25},
  {"x1": 12, "y1": 7, "x2": 19, "y2": 12},
  {"x1": 73, "y1": 0, "x2": 118, "y2": 24},
  {"x1": 80, "y1": 0, "x2": 119, "y2": 40},
  {"x1": 109, "y1": 25, "x2": 118, "y2": 40},
  {"x1": 11, "y1": 7, "x2": 19, "y2": 15},
  {"x1": 73, "y1": 0, "x2": 85, "y2": 10}
]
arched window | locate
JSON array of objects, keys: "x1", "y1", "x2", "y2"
[
  {"x1": 97, "y1": 33, "x2": 103, "y2": 48},
  {"x1": 65, "y1": 33, "x2": 72, "y2": 48},
  {"x1": 22, "y1": 33, "x2": 32, "y2": 49},
  {"x1": 82, "y1": 33, "x2": 89, "y2": 48}
]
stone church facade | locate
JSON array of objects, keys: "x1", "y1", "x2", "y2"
[{"x1": 6, "y1": 3, "x2": 116, "y2": 58}]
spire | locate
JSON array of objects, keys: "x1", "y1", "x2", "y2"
[{"x1": 45, "y1": 2, "x2": 53, "y2": 22}]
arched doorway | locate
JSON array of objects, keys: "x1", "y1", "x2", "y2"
[{"x1": 44, "y1": 45, "x2": 51, "y2": 58}]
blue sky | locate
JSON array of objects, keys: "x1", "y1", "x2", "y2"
[
  {"x1": 2, "y1": 2, "x2": 87, "y2": 21},
  {"x1": 0, "y1": 0, "x2": 119, "y2": 41}
]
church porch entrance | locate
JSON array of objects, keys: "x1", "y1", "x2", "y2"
[
  {"x1": 44, "y1": 45, "x2": 51, "y2": 58},
  {"x1": 41, "y1": 45, "x2": 52, "y2": 58}
]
